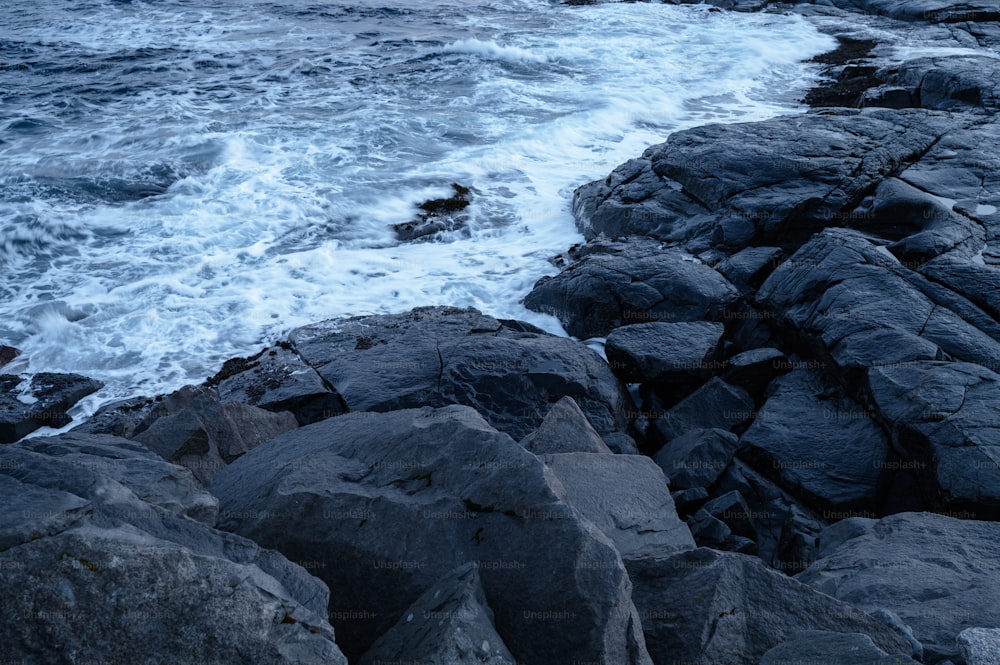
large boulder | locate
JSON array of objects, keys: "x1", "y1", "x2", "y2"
[
  {"x1": 523, "y1": 239, "x2": 740, "y2": 340},
  {"x1": 0, "y1": 432, "x2": 346, "y2": 664},
  {"x1": 604, "y1": 321, "x2": 725, "y2": 390},
  {"x1": 866, "y1": 361, "x2": 1000, "y2": 518},
  {"x1": 211, "y1": 405, "x2": 652, "y2": 664},
  {"x1": 358, "y1": 563, "x2": 516, "y2": 665},
  {"x1": 652, "y1": 378, "x2": 755, "y2": 443},
  {"x1": 959, "y1": 628, "x2": 1000, "y2": 665},
  {"x1": 1, "y1": 372, "x2": 102, "y2": 443},
  {"x1": 653, "y1": 428, "x2": 739, "y2": 491},
  {"x1": 798, "y1": 512, "x2": 1000, "y2": 663},
  {"x1": 288, "y1": 306, "x2": 632, "y2": 440},
  {"x1": 520, "y1": 396, "x2": 613, "y2": 455},
  {"x1": 625, "y1": 547, "x2": 912, "y2": 665},
  {"x1": 738, "y1": 369, "x2": 891, "y2": 512}
]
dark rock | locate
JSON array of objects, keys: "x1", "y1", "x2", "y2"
[
  {"x1": 573, "y1": 109, "x2": 954, "y2": 252},
  {"x1": 624, "y1": 547, "x2": 912, "y2": 665},
  {"x1": 720, "y1": 347, "x2": 792, "y2": 396},
  {"x1": 685, "y1": 509, "x2": 735, "y2": 549},
  {"x1": 542, "y1": 452, "x2": 694, "y2": 556},
  {"x1": 738, "y1": 369, "x2": 890, "y2": 512},
  {"x1": 358, "y1": 563, "x2": 516, "y2": 665},
  {"x1": 0, "y1": 345, "x2": 19, "y2": 368},
  {"x1": 523, "y1": 239, "x2": 740, "y2": 339},
  {"x1": 702, "y1": 490, "x2": 757, "y2": 540},
  {"x1": 211, "y1": 405, "x2": 652, "y2": 664},
  {"x1": 72, "y1": 395, "x2": 158, "y2": 439},
  {"x1": 603, "y1": 431, "x2": 641, "y2": 455},
  {"x1": 520, "y1": 396, "x2": 612, "y2": 455},
  {"x1": 393, "y1": 183, "x2": 472, "y2": 242},
  {"x1": 652, "y1": 377, "x2": 755, "y2": 443},
  {"x1": 288, "y1": 306, "x2": 632, "y2": 440},
  {"x1": 653, "y1": 427, "x2": 738, "y2": 490},
  {"x1": 131, "y1": 385, "x2": 298, "y2": 486},
  {"x1": 814, "y1": 0, "x2": 1000, "y2": 24},
  {"x1": 605, "y1": 322, "x2": 724, "y2": 389},
  {"x1": 716, "y1": 246, "x2": 783, "y2": 292},
  {"x1": 798, "y1": 512, "x2": 1000, "y2": 663},
  {"x1": 671, "y1": 486, "x2": 709, "y2": 514},
  {"x1": 866, "y1": 361, "x2": 1000, "y2": 517},
  {"x1": 874, "y1": 56, "x2": 1000, "y2": 112},
  {"x1": 959, "y1": 628, "x2": 1000, "y2": 665},
  {"x1": 0, "y1": 432, "x2": 346, "y2": 664},
  {"x1": 211, "y1": 344, "x2": 347, "y2": 425},
  {"x1": 873, "y1": 608, "x2": 924, "y2": 662},
  {"x1": 921, "y1": 254, "x2": 1000, "y2": 323},
  {"x1": 804, "y1": 36, "x2": 881, "y2": 109},
  {"x1": 1, "y1": 372, "x2": 103, "y2": 443},
  {"x1": 759, "y1": 631, "x2": 919, "y2": 665}
]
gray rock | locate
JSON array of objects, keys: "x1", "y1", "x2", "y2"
[
  {"x1": 605, "y1": 321, "x2": 725, "y2": 388},
  {"x1": 653, "y1": 378, "x2": 755, "y2": 443},
  {"x1": 738, "y1": 369, "x2": 890, "y2": 512},
  {"x1": 543, "y1": 452, "x2": 694, "y2": 556},
  {"x1": 358, "y1": 563, "x2": 516, "y2": 665},
  {"x1": 798, "y1": 512, "x2": 1000, "y2": 663},
  {"x1": 288, "y1": 306, "x2": 632, "y2": 440},
  {"x1": 873, "y1": 608, "x2": 924, "y2": 661},
  {"x1": 866, "y1": 361, "x2": 1000, "y2": 517},
  {"x1": 211, "y1": 405, "x2": 652, "y2": 664},
  {"x1": 653, "y1": 428, "x2": 738, "y2": 490},
  {"x1": 524, "y1": 239, "x2": 740, "y2": 340},
  {"x1": 959, "y1": 627, "x2": 1000, "y2": 665},
  {"x1": 759, "y1": 630, "x2": 920, "y2": 665},
  {"x1": 1, "y1": 372, "x2": 102, "y2": 443},
  {"x1": 211, "y1": 344, "x2": 348, "y2": 425},
  {"x1": 816, "y1": 0, "x2": 1000, "y2": 24},
  {"x1": 0, "y1": 431, "x2": 346, "y2": 664},
  {"x1": 720, "y1": 347, "x2": 791, "y2": 397},
  {"x1": 625, "y1": 547, "x2": 912, "y2": 665},
  {"x1": 717, "y1": 246, "x2": 784, "y2": 292},
  {"x1": 520, "y1": 396, "x2": 612, "y2": 455},
  {"x1": 132, "y1": 385, "x2": 299, "y2": 486}
]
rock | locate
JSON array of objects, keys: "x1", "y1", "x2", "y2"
[
  {"x1": 624, "y1": 547, "x2": 912, "y2": 665},
  {"x1": 873, "y1": 608, "x2": 924, "y2": 661},
  {"x1": 604, "y1": 322, "x2": 725, "y2": 389},
  {"x1": 603, "y1": 431, "x2": 641, "y2": 455},
  {"x1": 520, "y1": 396, "x2": 612, "y2": 455},
  {"x1": 573, "y1": 109, "x2": 954, "y2": 252},
  {"x1": 0, "y1": 431, "x2": 346, "y2": 664},
  {"x1": 720, "y1": 347, "x2": 792, "y2": 397},
  {"x1": 288, "y1": 306, "x2": 632, "y2": 440},
  {"x1": 72, "y1": 395, "x2": 159, "y2": 439},
  {"x1": 759, "y1": 631, "x2": 920, "y2": 665},
  {"x1": 921, "y1": 254, "x2": 1000, "y2": 323},
  {"x1": 358, "y1": 563, "x2": 516, "y2": 665},
  {"x1": 0, "y1": 345, "x2": 20, "y2": 368},
  {"x1": 131, "y1": 385, "x2": 299, "y2": 486},
  {"x1": 820, "y1": 0, "x2": 1000, "y2": 24},
  {"x1": 875, "y1": 56, "x2": 1000, "y2": 112},
  {"x1": 542, "y1": 452, "x2": 694, "y2": 556},
  {"x1": 798, "y1": 512, "x2": 1000, "y2": 663},
  {"x1": 210, "y1": 344, "x2": 348, "y2": 425},
  {"x1": 393, "y1": 183, "x2": 472, "y2": 242},
  {"x1": 653, "y1": 427, "x2": 738, "y2": 490},
  {"x1": 866, "y1": 361, "x2": 1000, "y2": 517},
  {"x1": 211, "y1": 405, "x2": 652, "y2": 664},
  {"x1": 738, "y1": 369, "x2": 890, "y2": 512},
  {"x1": 523, "y1": 239, "x2": 740, "y2": 340},
  {"x1": 652, "y1": 378, "x2": 754, "y2": 443},
  {"x1": 716, "y1": 246, "x2": 783, "y2": 292},
  {"x1": 0, "y1": 372, "x2": 102, "y2": 443},
  {"x1": 959, "y1": 628, "x2": 1000, "y2": 665}
]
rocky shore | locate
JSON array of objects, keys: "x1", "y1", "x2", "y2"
[{"x1": 4, "y1": 0, "x2": 1000, "y2": 663}]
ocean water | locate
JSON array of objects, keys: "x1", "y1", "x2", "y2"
[{"x1": 0, "y1": 0, "x2": 836, "y2": 414}]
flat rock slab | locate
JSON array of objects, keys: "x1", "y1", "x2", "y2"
[
  {"x1": 211, "y1": 405, "x2": 651, "y2": 665},
  {"x1": 738, "y1": 369, "x2": 890, "y2": 512},
  {"x1": 798, "y1": 512, "x2": 1000, "y2": 663},
  {"x1": 0, "y1": 432, "x2": 346, "y2": 664},
  {"x1": 605, "y1": 321, "x2": 724, "y2": 388},
  {"x1": 524, "y1": 239, "x2": 740, "y2": 340},
  {"x1": 1, "y1": 372, "x2": 102, "y2": 443},
  {"x1": 288, "y1": 306, "x2": 632, "y2": 439},
  {"x1": 760, "y1": 631, "x2": 919, "y2": 665},
  {"x1": 625, "y1": 547, "x2": 911, "y2": 665}
]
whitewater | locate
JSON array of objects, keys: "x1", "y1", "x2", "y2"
[{"x1": 0, "y1": 0, "x2": 836, "y2": 420}]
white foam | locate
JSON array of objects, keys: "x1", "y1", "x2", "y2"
[{"x1": 443, "y1": 38, "x2": 548, "y2": 64}]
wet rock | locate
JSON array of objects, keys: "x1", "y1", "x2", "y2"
[
  {"x1": 605, "y1": 321, "x2": 725, "y2": 389},
  {"x1": 0, "y1": 431, "x2": 346, "y2": 664},
  {"x1": 738, "y1": 369, "x2": 890, "y2": 512},
  {"x1": 520, "y1": 396, "x2": 612, "y2": 455},
  {"x1": 393, "y1": 183, "x2": 472, "y2": 242},
  {"x1": 210, "y1": 344, "x2": 347, "y2": 425},
  {"x1": 625, "y1": 547, "x2": 911, "y2": 665},
  {"x1": 0, "y1": 345, "x2": 20, "y2": 368},
  {"x1": 524, "y1": 239, "x2": 740, "y2": 339},
  {"x1": 720, "y1": 347, "x2": 791, "y2": 397},
  {"x1": 759, "y1": 631, "x2": 920, "y2": 665},
  {"x1": 542, "y1": 452, "x2": 695, "y2": 556},
  {"x1": 820, "y1": 0, "x2": 1000, "y2": 23},
  {"x1": 130, "y1": 385, "x2": 299, "y2": 486},
  {"x1": 211, "y1": 405, "x2": 652, "y2": 664},
  {"x1": 716, "y1": 246, "x2": 783, "y2": 293},
  {"x1": 652, "y1": 378, "x2": 755, "y2": 443},
  {"x1": 798, "y1": 512, "x2": 1000, "y2": 663},
  {"x1": 0, "y1": 372, "x2": 103, "y2": 444},
  {"x1": 874, "y1": 56, "x2": 1000, "y2": 112},
  {"x1": 653, "y1": 427, "x2": 738, "y2": 491},
  {"x1": 289, "y1": 306, "x2": 632, "y2": 440},
  {"x1": 358, "y1": 563, "x2": 516, "y2": 665}
]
